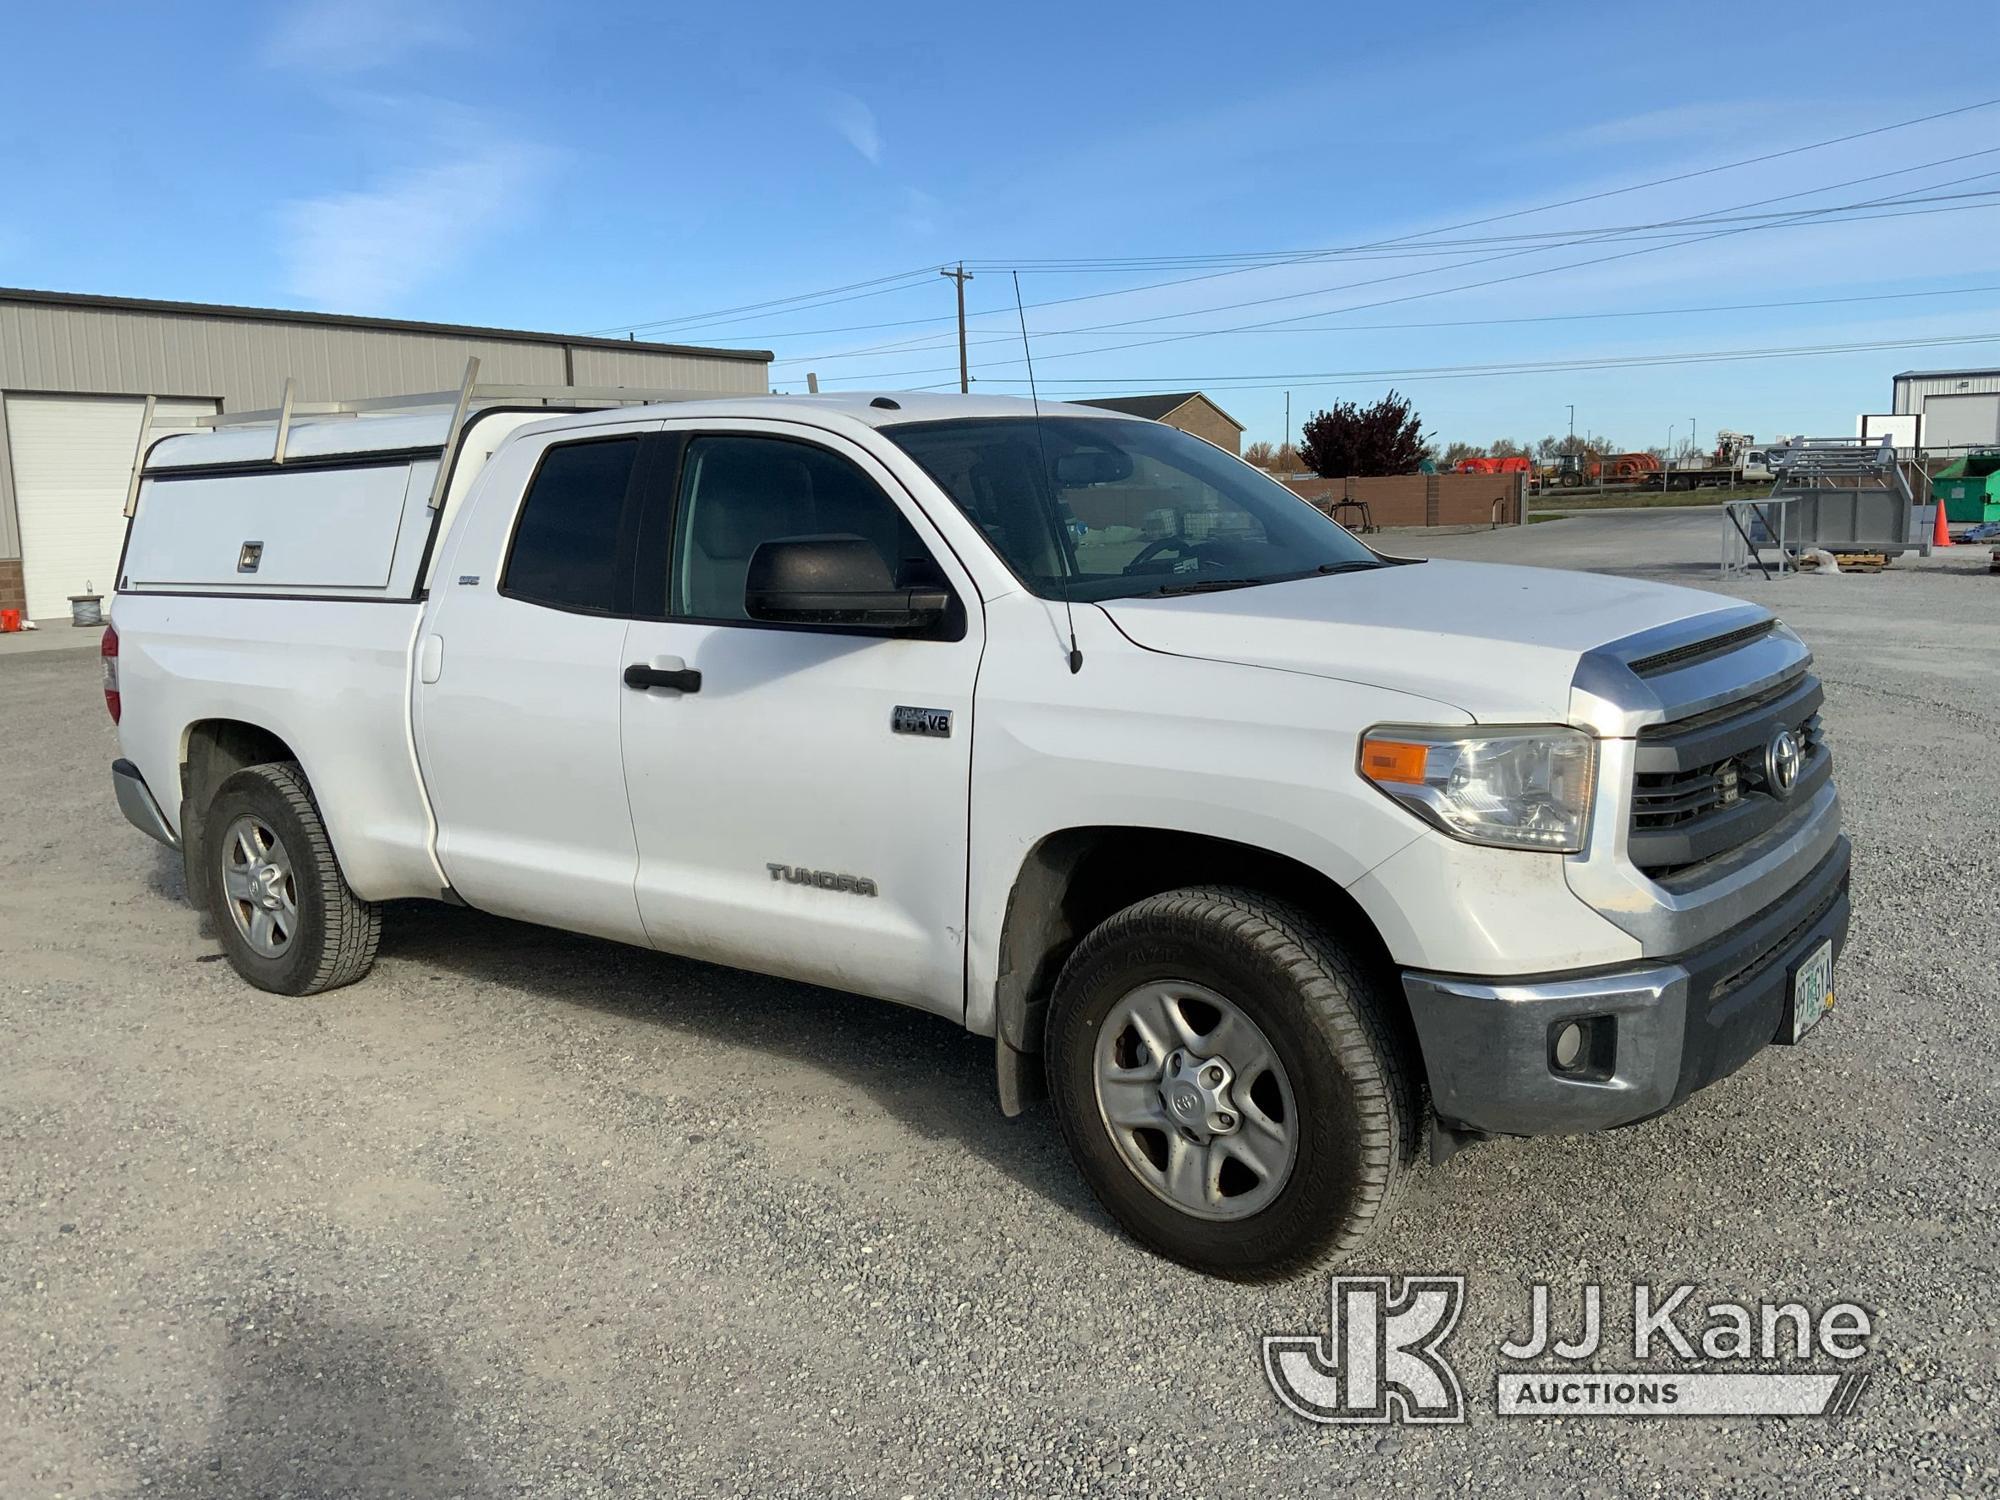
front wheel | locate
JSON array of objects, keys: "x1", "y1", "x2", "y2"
[
  {"x1": 202, "y1": 762, "x2": 380, "y2": 995},
  {"x1": 1045, "y1": 887, "x2": 1420, "y2": 1280}
]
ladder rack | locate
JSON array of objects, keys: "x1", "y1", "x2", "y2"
[{"x1": 131, "y1": 357, "x2": 720, "y2": 516}]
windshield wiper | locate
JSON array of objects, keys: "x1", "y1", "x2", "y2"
[
  {"x1": 1142, "y1": 576, "x2": 1270, "y2": 596},
  {"x1": 1314, "y1": 561, "x2": 1384, "y2": 575}
]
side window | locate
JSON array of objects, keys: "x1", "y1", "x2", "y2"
[
  {"x1": 502, "y1": 437, "x2": 640, "y2": 613},
  {"x1": 670, "y1": 434, "x2": 941, "y2": 623}
]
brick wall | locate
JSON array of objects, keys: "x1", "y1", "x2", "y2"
[
  {"x1": 0, "y1": 559, "x2": 23, "y2": 616},
  {"x1": 1162, "y1": 399, "x2": 1243, "y2": 455},
  {"x1": 1284, "y1": 473, "x2": 1522, "y2": 528}
]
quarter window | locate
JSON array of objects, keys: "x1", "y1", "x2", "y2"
[
  {"x1": 670, "y1": 435, "x2": 940, "y2": 623},
  {"x1": 503, "y1": 438, "x2": 640, "y2": 613}
]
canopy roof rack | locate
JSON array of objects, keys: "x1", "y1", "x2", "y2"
[{"x1": 131, "y1": 357, "x2": 717, "y2": 516}]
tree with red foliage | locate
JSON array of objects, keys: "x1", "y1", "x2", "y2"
[{"x1": 1296, "y1": 391, "x2": 1427, "y2": 477}]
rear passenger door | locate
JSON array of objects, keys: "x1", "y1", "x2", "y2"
[
  {"x1": 618, "y1": 424, "x2": 982, "y2": 1017},
  {"x1": 415, "y1": 421, "x2": 669, "y2": 943}
]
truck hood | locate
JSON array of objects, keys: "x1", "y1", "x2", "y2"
[{"x1": 1098, "y1": 559, "x2": 1753, "y2": 723}]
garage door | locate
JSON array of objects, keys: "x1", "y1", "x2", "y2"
[
  {"x1": 7, "y1": 394, "x2": 219, "y2": 620},
  {"x1": 1920, "y1": 393, "x2": 2000, "y2": 452}
]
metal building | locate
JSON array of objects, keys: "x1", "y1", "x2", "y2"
[
  {"x1": 1890, "y1": 367, "x2": 2000, "y2": 452},
  {"x1": 0, "y1": 287, "x2": 771, "y2": 620}
]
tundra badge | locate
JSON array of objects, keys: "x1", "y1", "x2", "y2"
[{"x1": 767, "y1": 864, "x2": 879, "y2": 897}]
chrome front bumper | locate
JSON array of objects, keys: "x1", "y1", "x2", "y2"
[{"x1": 1403, "y1": 836, "x2": 1850, "y2": 1137}]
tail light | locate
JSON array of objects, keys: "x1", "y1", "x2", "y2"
[{"x1": 101, "y1": 623, "x2": 121, "y2": 723}]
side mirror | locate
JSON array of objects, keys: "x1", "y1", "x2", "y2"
[{"x1": 745, "y1": 535, "x2": 949, "y2": 630}]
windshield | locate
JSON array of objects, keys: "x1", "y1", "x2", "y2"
[{"x1": 885, "y1": 416, "x2": 1383, "y2": 602}]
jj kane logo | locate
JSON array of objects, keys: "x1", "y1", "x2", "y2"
[
  {"x1": 1263, "y1": 1276, "x2": 1467, "y2": 1424},
  {"x1": 1265, "y1": 1277, "x2": 1875, "y2": 1426}
]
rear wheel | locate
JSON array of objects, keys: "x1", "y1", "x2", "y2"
[
  {"x1": 202, "y1": 762, "x2": 379, "y2": 995},
  {"x1": 1046, "y1": 886, "x2": 1419, "y2": 1280}
]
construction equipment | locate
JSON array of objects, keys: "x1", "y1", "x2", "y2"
[
  {"x1": 1659, "y1": 432, "x2": 1783, "y2": 491},
  {"x1": 1530, "y1": 451, "x2": 1658, "y2": 488}
]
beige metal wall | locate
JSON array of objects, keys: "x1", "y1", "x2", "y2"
[
  {"x1": 0, "y1": 294, "x2": 770, "y2": 593},
  {"x1": 0, "y1": 299, "x2": 769, "y2": 411}
]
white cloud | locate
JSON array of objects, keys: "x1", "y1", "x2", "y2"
[
  {"x1": 280, "y1": 138, "x2": 555, "y2": 311},
  {"x1": 1536, "y1": 102, "x2": 1791, "y2": 154},
  {"x1": 826, "y1": 92, "x2": 882, "y2": 165},
  {"x1": 263, "y1": 0, "x2": 467, "y2": 73}
]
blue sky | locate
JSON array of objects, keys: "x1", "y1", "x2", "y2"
[{"x1": 4, "y1": 0, "x2": 1997, "y2": 452}]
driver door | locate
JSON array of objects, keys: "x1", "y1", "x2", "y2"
[{"x1": 617, "y1": 424, "x2": 983, "y2": 1017}]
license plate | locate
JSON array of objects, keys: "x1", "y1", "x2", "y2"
[{"x1": 1787, "y1": 939, "x2": 1835, "y2": 1043}]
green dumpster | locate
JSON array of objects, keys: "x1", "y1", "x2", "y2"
[{"x1": 1933, "y1": 450, "x2": 2000, "y2": 524}]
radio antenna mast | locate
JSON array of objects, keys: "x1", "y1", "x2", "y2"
[{"x1": 1013, "y1": 271, "x2": 1081, "y2": 674}]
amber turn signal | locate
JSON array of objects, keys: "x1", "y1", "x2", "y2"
[{"x1": 1359, "y1": 737, "x2": 1430, "y2": 785}]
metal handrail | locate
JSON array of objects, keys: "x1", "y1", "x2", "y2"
[{"x1": 196, "y1": 364, "x2": 715, "y2": 430}]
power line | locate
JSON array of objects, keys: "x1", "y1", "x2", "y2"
[
  {"x1": 966, "y1": 95, "x2": 2000, "y2": 269},
  {"x1": 764, "y1": 194, "x2": 2000, "y2": 364},
  {"x1": 586, "y1": 264, "x2": 945, "y2": 338},
  {"x1": 809, "y1": 180, "x2": 2000, "y2": 382},
  {"x1": 1073, "y1": 282, "x2": 2000, "y2": 336},
  {"x1": 774, "y1": 282, "x2": 2000, "y2": 370},
  {"x1": 778, "y1": 152, "x2": 2000, "y2": 366},
  {"x1": 592, "y1": 96, "x2": 2000, "y2": 347},
  {"x1": 889, "y1": 330, "x2": 2000, "y2": 395}
]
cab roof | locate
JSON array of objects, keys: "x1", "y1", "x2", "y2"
[{"x1": 518, "y1": 391, "x2": 1129, "y2": 437}]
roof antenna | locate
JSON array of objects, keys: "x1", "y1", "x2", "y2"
[{"x1": 1014, "y1": 270, "x2": 1081, "y2": 674}]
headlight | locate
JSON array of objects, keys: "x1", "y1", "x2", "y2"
[{"x1": 1359, "y1": 725, "x2": 1596, "y2": 853}]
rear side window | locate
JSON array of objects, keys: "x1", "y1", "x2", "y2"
[{"x1": 503, "y1": 438, "x2": 640, "y2": 612}]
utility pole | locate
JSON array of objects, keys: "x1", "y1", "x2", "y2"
[
  {"x1": 1567, "y1": 404, "x2": 1575, "y2": 449},
  {"x1": 940, "y1": 263, "x2": 973, "y2": 394},
  {"x1": 1285, "y1": 391, "x2": 1292, "y2": 459},
  {"x1": 1690, "y1": 416, "x2": 1698, "y2": 458}
]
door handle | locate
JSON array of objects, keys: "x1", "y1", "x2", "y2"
[{"x1": 624, "y1": 662, "x2": 702, "y2": 693}]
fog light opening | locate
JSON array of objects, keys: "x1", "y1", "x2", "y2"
[{"x1": 1552, "y1": 1022, "x2": 1586, "y2": 1073}]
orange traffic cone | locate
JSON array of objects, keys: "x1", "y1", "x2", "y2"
[{"x1": 1932, "y1": 497, "x2": 1954, "y2": 549}]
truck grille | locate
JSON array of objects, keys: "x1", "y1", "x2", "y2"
[{"x1": 1628, "y1": 671, "x2": 1829, "y2": 878}]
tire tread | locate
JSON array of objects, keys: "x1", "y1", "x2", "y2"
[
  {"x1": 1048, "y1": 884, "x2": 1421, "y2": 1280},
  {"x1": 213, "y1": 761, "x2": 379, "y2": 995}
]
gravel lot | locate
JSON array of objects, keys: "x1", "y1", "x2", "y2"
[{"x1": 3, "y1": 511, "x2": 1996, "y2": 1498}]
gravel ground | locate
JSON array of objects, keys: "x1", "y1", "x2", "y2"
[{"x1": 3, "y1": 512, "x2": 1996, "y2": 1498}]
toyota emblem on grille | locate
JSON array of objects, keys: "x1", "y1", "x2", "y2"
[{"x1": 1765, "y1": 728, "x2": 1804, "y2": 798}]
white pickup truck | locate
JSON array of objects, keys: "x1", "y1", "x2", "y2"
[{"x1": 105, "y1": 389, "x2": 1849, "y2": 1279}]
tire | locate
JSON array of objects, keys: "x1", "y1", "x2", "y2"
[
  {"x1": 1045, "y1": 886, "x2": 1419, "y2": 1281},
  {"x1": 201, "y1": 761, "x2": 380, "y2": 995}
]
